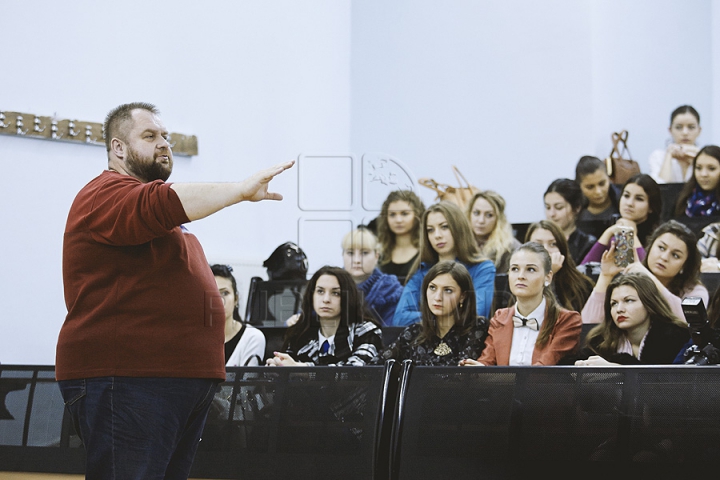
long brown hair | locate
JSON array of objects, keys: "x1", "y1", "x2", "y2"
[
  {"x1": 509, "y1": 242, "x2": 562, "y2": 348},
  {"x1": 409, "y1": 201, "x2": 485, "y2": 279},
  {"x1": 377, "y1": 190, "x2": 425, "y2": 266},
  {"x1": 415, "y1": 261, "x2": 478, "y2": 345},
  {"x1": 283, "y1": 266, "x2": 379, "y2": 358},
  {"x1": 524, "y1": 220, "x2": 593, "y2": 312},
  {"x1": 584, "y1": 273, "x2": 686, "y2": 357}
]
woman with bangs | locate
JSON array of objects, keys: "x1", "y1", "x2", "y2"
[
  {"x1": 391, "y1": 201, "x2": 495, "y2": 327},
  {"x1": 581, "y1": 220, "x2": 707, "y2": 324},
  {"x1": 466, "y1": 190, "x2": 520, "y2": 274},
  {"x1": 525, "y1": 220, "x2": 594, "y2": 313},
  {"x1": 341, "y1": 227, "x2": 403, "y2": 326}
]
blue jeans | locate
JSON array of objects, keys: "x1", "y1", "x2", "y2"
[{"x1": 58, "y1": 376, "x2": 219, "y2": 480}]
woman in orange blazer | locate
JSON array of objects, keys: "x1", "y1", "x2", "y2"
[{"x1": 460, "y1": 242, "x2": 581, "y2": 366}]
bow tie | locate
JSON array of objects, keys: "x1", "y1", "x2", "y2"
[{"x1": 513, "y1": 315, "x2": 539, "y2": 331}]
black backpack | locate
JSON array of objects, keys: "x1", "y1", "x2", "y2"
[{"x1": 262, "y1": 242, "x2": 309, "y2": 281}]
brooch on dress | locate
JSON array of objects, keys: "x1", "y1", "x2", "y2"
[{"x1": 433, "y1": 341, "x2": 452, "y2": 356}]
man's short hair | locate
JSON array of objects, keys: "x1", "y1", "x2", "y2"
[{"x1": 103, "y1": 102, "x2": 159, "y2": 151}]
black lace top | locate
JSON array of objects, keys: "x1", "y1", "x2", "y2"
[{"x1": 374, "y1": 317, "x2": 489, "y2": 366}]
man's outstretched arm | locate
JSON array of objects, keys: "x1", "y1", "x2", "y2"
[{"x1": 170, "y1": 160, "x2": 295, "y2": 221}]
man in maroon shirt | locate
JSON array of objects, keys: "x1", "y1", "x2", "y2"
[{"x1": 56, "y1": 102, "x2": 293, "y2": 479}]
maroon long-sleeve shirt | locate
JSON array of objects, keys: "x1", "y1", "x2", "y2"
[{"x1": 56, "y1": 171, "x2": 225, "y2": 381}]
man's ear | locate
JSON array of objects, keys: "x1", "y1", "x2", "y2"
[{"x1": 111, "y1": 138, "x2": 125, "y2": 159}]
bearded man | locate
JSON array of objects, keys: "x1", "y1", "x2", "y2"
[{"x1": 56, "y1": 102, "x2": 293, "y2": 479}]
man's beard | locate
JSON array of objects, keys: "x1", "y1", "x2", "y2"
[{"x1": 126, "y1": 145, "x2": 173, "y2": 182}]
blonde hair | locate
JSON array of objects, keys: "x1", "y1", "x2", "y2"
[
  {"x1": 466, "y1": 190, "x2": 516, "y2": 267},
  {"x1": 341, "y1": 228, "x2": 380, "y2": 254}
]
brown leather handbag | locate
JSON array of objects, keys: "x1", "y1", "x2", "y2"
[
  {"x1": 605, "y1": 130, "x2": 641, "y2": 185},
  {"x1": 418, "y1": 165, "x2": 480, "y2": 209}
]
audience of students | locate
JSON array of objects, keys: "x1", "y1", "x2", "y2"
[
  {"x1": 544, "y1": 178, "x2": 597, "y2": 264},
  {"x1": 567, "y1": 273, "x2": 689, "y2": 365},
  {"x1": 582, "y1": 173, "x2": 662, "y2": 263},
  {"x1": 266, "y1": 266, "x2": 383, "y2": 366},
  {"x1": 674, "y1": 145, "x2": 720, "y2": 219},
  {"x1": 649, "y1": 105, "x2": 702, "y2": 184},
  {"x1": 575, "y1": 155, "x2": 620, "y2": 225},
  {"x1": 376, "y1": 190, "x2": 426, "y2": 284},
  {"x1": 375, "y1": 261, "x2": 489, "y2": 366},
  {"x1": 341, "y1": 227, "x2": 404, "y2": 326},
  {"x1": 525, "y1": 221, "x2": 594, "y2": 313},
  {"x1": 459, "y1": 242, "x2": 581, "y2": 366},
  {"x1": 392, "y1": 201, "x2": 496, "y2": 326},
  {"x1": 227, "y1": 119, "x2": 720, "y2": 369},
  {"x1": 212, "y1": 264, "x2": 266, "y2": 366},
  {"x1": 581, "y1": 220, "x2": 708, "y2": 324},
  {"x1": 466, "y1": 190, "x2": 520, "y2": 274}
]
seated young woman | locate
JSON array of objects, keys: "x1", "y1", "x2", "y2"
[
  {"x1": 525, "y1": 220, "x2": 594, "y2": 313},
  {"x1": 459, "y1": 242, "x2": 582, "y2": 366},
  {"x1": 649, "y1": 105, "x2": 702, "y2": 184},
  {"x1": 212, "y1": 264, "x2": 267, "y2": 366},
  {"x1": 376, "y1": 190, "x2": 426, "y2": 284},
  {"x1": 581, "y1": 220, "x2": 708, "y2": 324},
  {"x1": 342, "y1": 227, "x2": 403, "y2": 326},
  {"x1": 575, "y1": 155, "x2": 619, "y2": 224},
  {"x1": 674, "y1": 145, "x2": 720, "y2": 220},
  {"x1": 266, "y1": 266, "x2": 383, "y2": 366},
  {"x1": 391, "y1": 201, "x2": 496, "y2": 326},
  {"x1": 567, "y1": 273, "x2": 689, "y2": 365},
  {"x1": 544, "y1": 178, "x2": 597, "y2": 265},
  {"x1": 466, "y1": 190, "x2": 520, "y2": 274},
  {"x1": 581, "y1": 173, "x2": 662, "y2": 264},
  {"x1": 375, "y1": 261, "x2": 489, "y2": 366}
]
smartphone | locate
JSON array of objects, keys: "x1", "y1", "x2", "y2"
[{"x1": 613, "y1": 228, "x2": 634, "y2": 268}]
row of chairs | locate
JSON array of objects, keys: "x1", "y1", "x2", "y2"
[{"x1": 2, "y1": 363, "x2": 720, "y2": 478}]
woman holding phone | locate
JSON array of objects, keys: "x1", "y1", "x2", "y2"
[
  {"x1": 581, "y1": 220, "x2": 707, "y2": 324},
  {"x1": 581, "y1": 173, "x2": 662, "y2": 264}
]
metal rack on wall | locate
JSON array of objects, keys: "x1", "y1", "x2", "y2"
[{"x1": 0, "y1": 109, "x2": 198, "y2": 157}]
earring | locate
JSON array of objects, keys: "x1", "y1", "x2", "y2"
[
  {"x1": 544, "y1": 282, "x2": 550, "y2": 287},
  {"x1": 460, "y1": 302, "x2": 464, "y2": 308}
]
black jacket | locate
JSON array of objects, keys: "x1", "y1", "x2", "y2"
[{"x1": 562, "y1": 320, "x2": 689, "y2": 365}]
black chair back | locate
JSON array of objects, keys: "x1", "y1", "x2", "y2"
[{"x1": 245, "y1": 276, "x2": 308, "y2": 326}]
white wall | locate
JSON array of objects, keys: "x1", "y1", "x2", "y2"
[
  {"x1": 350, "y1": 0, "x2": 716, "y2": 221},
  {"x1": 0, "y1": 0, "x2": 351, "y2": 364},
  {"x1": 1, "y1": 0, "x2": 718, "y2": 364}
]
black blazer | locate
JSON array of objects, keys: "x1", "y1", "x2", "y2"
[{"x1": 561, "y1": 320, "x2": 689, "y2": 365}]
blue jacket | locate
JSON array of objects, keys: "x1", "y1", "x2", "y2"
[
  {"x1": 358, "y1": 269, "x2": 404, "y2": 326},
  {"x1": 390, "y1": 260, "x2": 496, "y2": 327}
]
